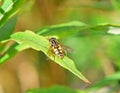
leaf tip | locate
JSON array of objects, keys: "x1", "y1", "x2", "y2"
[{"x1": 84, "y1": 79, "x2": 91, "y2": 84}]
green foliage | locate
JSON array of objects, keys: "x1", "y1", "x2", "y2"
[
  {"x1": 89, "y1": 71, "x2": 120, "y2": 90},
  {"x1": 27, "y1": 85, "x2": 87, "y2": 93},
  {"x1": 1, "y1": 21, "x2": 120, "y2": 84},
  {"x1": 111, "y1": 0, "x2": 120, "y2": 13},
  {"x1": 9, "y1": 30, "x2": 90, "y2": 83},
  {"x1": 36, "y1": 21, "x2": 87, "y2": 39},
  {"x1": 106, "y1": 35, "x2": 120, "y2": 69},
  {"x1": 37, "y1": 22, "x2": 120, "y2": 37},
  {"x1": 0, "y1": 0, "x2": 25, "y2": 64},
  {"x1": 1, "y1": 0, "x2": 120, "y2": 92},
  {"x1": 0, "y1": 43, "x2": 29, "y2": 64},
  {"x1": 0, "y1": 16, "x2": 16, "y2": 41},
  {"x1": 0, "y1": 0, "x2": 25, "y2": 28}
]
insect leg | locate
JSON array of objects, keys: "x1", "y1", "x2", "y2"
[{"x1": 47, "y1": 46, "x2": 56, "y2": 61}]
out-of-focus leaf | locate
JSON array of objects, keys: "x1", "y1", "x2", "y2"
[
  {"x1": 106, "y1": 35, "x2": 120, "y2": 69},
  {"x1": 87, "y1": 1, "x2": 113, "y2": 10},
  {"x1": 0, "y1": 43, "x2": 29, "y2": 64},
  {"x1": 77, "y1": 24, "x2": 120, "y2": 36},
  {"x1": 62, "y1": 36, "x2": 97, "y2": 71},
  {"x1": 89, "y1": 71, "x2": 120, "y2": 90},
  {"x1": 0, "y1": 16, "x2": 17, "y2": 41},
  {"x1": 10, "y1": 30, "x2": 90, "y2": 84},
  {"x1": 26, "y1": 85, "x2": 87, "y2": 93},
  {"x1": 111, "y1": 0, "x2": 120, "y2": 14},
  {"x1": 0, "y1": 0, "x2": 25, "y2": 28},
  {"x1": 0, "y1": 43, "x2": 5, "y2": 53},
  {"x1": 36, "y1": 21, "x2": 120, "y2": 38},
  {"x1": 36, "y1": 21, "x2": 87, "y2": 39}
]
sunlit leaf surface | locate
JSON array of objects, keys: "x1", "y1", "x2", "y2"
[
  {"x1": 0, "y1": 0, "x2": 25, "y2": 28},
  {"x1": 10, "y1": 30, "x2": 90, "y2": 84}
]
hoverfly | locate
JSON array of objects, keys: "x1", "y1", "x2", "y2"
[{"x1": 48, "y1": 37, "x2": 66, "y2": 59}]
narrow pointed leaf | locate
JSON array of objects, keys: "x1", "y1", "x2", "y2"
[
  {"x1": 10, "y1": 30, "x2": 90, "y2": 84},
  {"x1": 0, "y1": 0, "x2": 25, "y2": 27},
  {"x1": 36, "y1": 21, "x2": 87, "y2": 39},
  {"x1": 0, "y1": 17, "x2": 17, "y2": 41},
  {"x1": 0, "y1": 43, "x2": 29, "y2": 64},
  {"x1": 36, "y1": 21, "x2": 120, "y2": 38},
  {"x1": 27, "y1": 85, "x2": 88, "y2": 93}
]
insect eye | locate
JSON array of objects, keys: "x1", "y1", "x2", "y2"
[
  {"x1": 51, "y1": 37, "x2": 56, "y2": 40},
  {"x1": 49, "y1": 37, "x2": 56, "y2": 41}
]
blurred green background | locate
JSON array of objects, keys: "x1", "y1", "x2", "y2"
[{"x1": 1, "y1": 0, "x2": 120, "y2": 93}]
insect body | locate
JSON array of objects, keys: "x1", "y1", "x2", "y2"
[{"x1": 48, "y1": 37, "x2": 64, "y2": 59}]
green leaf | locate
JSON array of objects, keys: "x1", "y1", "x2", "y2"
[
  {"x1": 36, "y1": 21, "x2": 87, "y2": 39},
  {"x1": 0, "y1": 0, "x2": 25, "y2": 28},
  {"x1": 111, "y1": 0, "x2": 120, "y2": 14},
  {"x1": 77, "y1": 23, "x2": 120, "y2": 36},
  {"x1": 37, "y1": 21, "x2": 120, "y2": 38},
  {"x1": 10, "y1": 30, "x2": 90, "y2": 84},
  {"x1": 0, "y1": 43, "x2": 29, "y2": 64},
  {"x1": 89, "y1": 71, "x2": 120, "y2": 90},
  {"x1": 0, "y1": 43, "x2": 5, "y2": 52},
  {"x1": 26, "y1": 85, "x2": 87, "y2": 93},
  {"x1": 0, "y1": 16, "x2": 17, "y2": 41}
]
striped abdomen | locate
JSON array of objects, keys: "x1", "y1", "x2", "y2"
[{"x1": 53, "y1": 45, "x2": 64, "y2": 59}]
